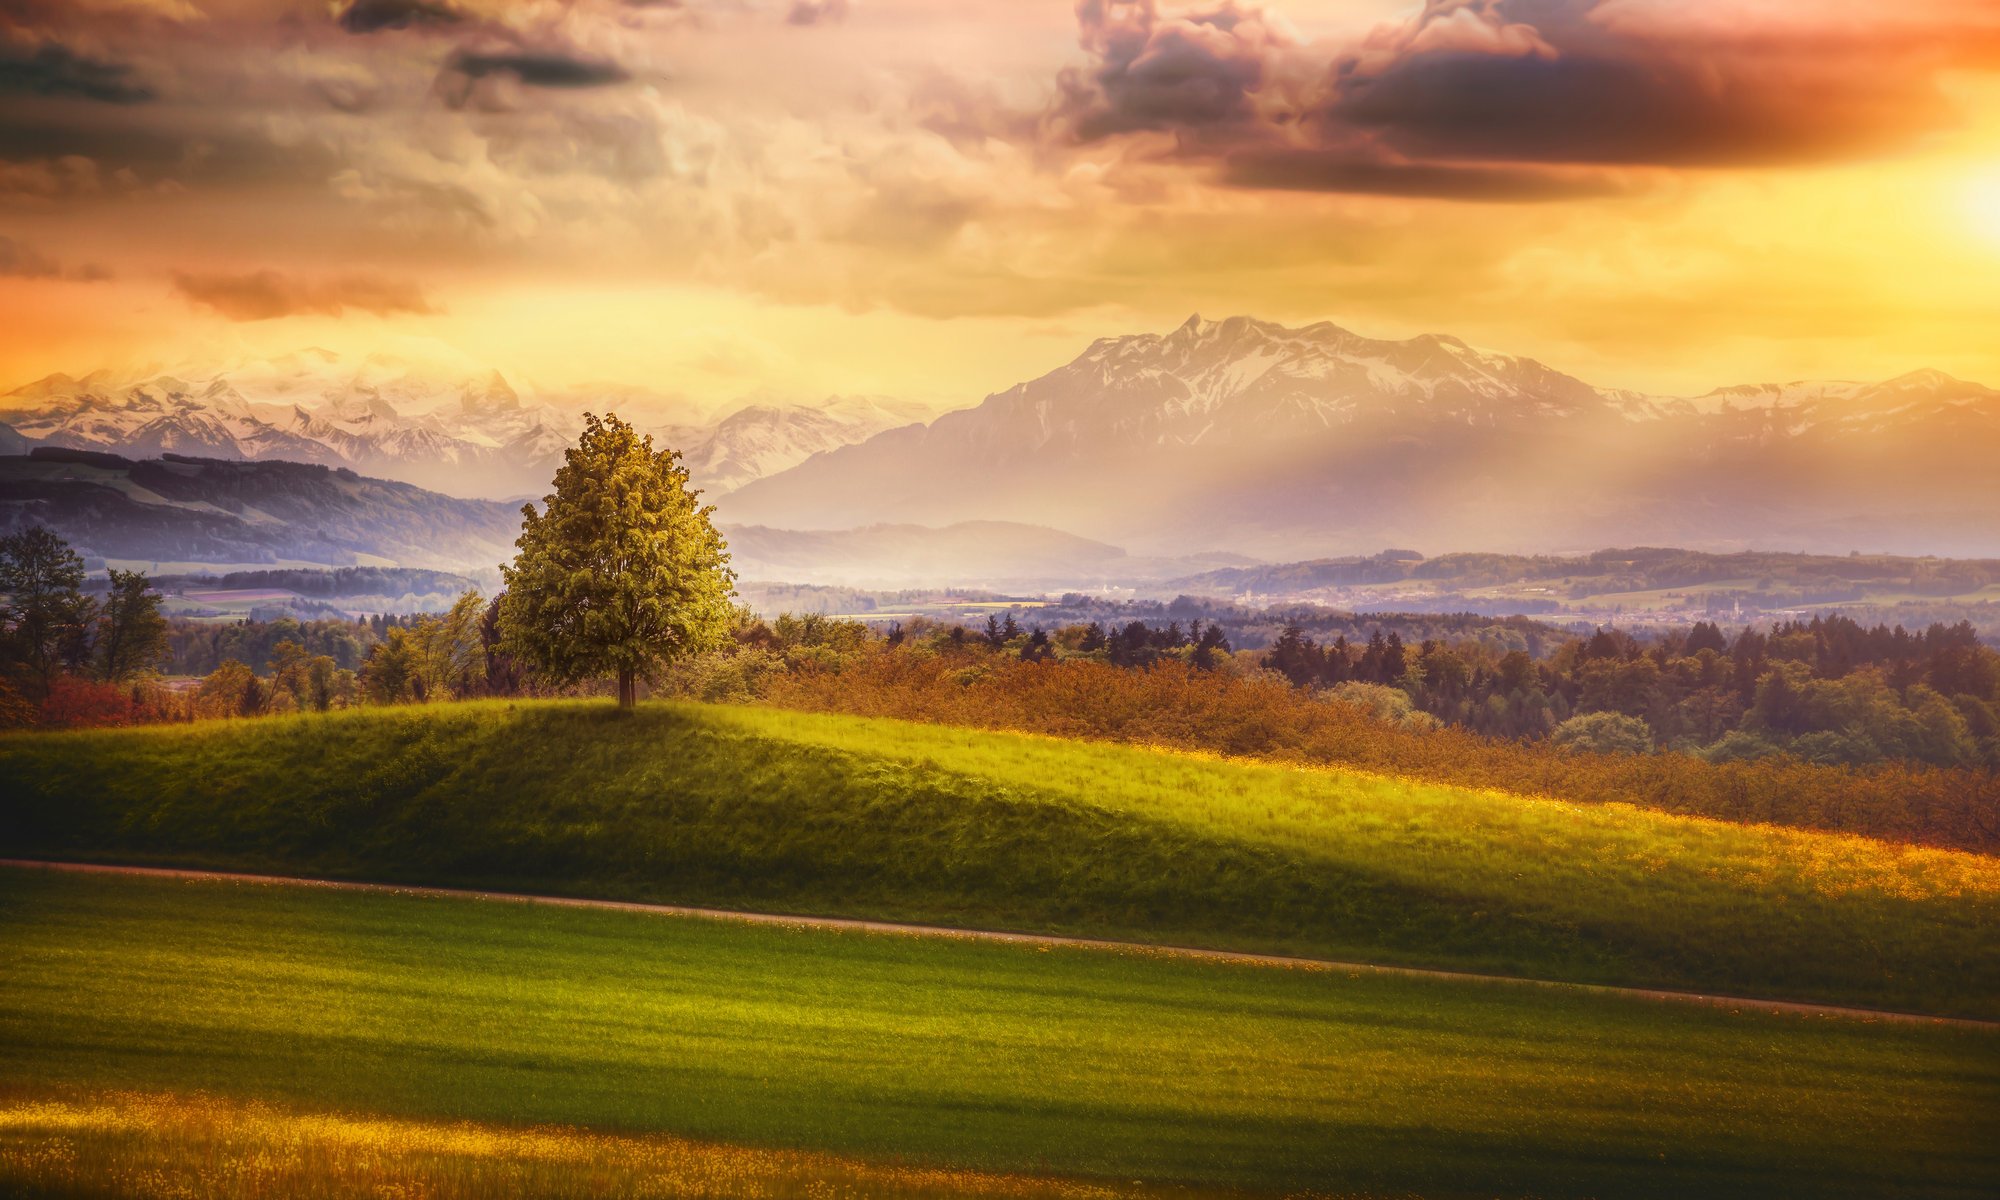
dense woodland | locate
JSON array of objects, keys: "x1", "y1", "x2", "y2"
[
  {"x1": 148, "y1": 567, "x2": 478, "y2": 600},
  {"x1": 1258, "y1": 615, "x2": 1998, "y2": 768},
  {"x1": 672, "y1": 608, "x2": 2000, "y2": 771}
]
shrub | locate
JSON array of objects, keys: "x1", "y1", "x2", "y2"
[
  {"x1": 1551, "y1": 712, "x2": 1653, "y2": 756},
  {"x1": 1328, "y1": 682, "x2": 1441, "y2": 732},
  {"x1": 39, "y1": 675, "x2": 135, "y2": 728}
]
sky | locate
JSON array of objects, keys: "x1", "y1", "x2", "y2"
[{"x1": 4, "y1": 0, "x2": 2000, "y2": 415}]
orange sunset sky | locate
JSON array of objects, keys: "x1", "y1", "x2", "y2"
[{"x1": 4, "y1": 0, "x2": 2000, "y2": 414}]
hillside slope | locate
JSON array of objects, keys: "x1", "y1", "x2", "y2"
[
  {"x1": 3, "y1": 701, "x2": 1992, "y2": 1018},
  {"x1": 0, "y1": 448, "x2": 522, "y2": 573}
]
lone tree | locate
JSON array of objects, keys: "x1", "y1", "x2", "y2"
[{"x1": 499, "y1": 413, "x2": 735, "y2": 708}]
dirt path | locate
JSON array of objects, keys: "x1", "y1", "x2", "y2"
[{"x1": 5, "y1": 857, "x2": 1991, "y2": 1029}]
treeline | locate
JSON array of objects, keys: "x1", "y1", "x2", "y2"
[
  {"x1": 0, "y1": 526, "x2": 526, "y2": 728},
  {"x1": 1260, "y1": 616, "x2": 1997, "y2": 768},
  {"x1": 663, "y1": 609, "x2": 1997, "y2": 771},
  {"x1": 153, "y1": 567, "x2": 478, "y2": 599},
  {"x1": 169, "y1": 617, "x2": 383, "y2": 677},
  {"x1": 1038, "y1": 594, "x2": 1565, "y2": 655},
  {"x1": 1189, "y1": 546, "x2": 2000, "y2": 601}
]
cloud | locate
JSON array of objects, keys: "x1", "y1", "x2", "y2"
[
  {"x1": 1046, "y1": 0, "x2": 2000, "y2": 198},
  {"x1": 0, "y1": 234, "x2": 111, "y2": 280},
  {"x1": 172, "y1": 269, "x2": 436, "y2": 321},
  {"x1": 337, "y1": 0, "x2": 467, "y2": 36},
  {"x1": 786, "y1": 1, "x2": 849, "y2": 26},
  {"x1": 0, "y1": 41, "x2": 154, "y2": 104},
  {"x1": 1222, "y1": 150, "x2": 1627, "y2": 201},
  {"x1": 448, "y1": 51, "x2": 630, "y2": 89},
  {"x1": 1322, "y1": 0, "x2": 1983, "y2": 168},
  {"x1": 1053, "y1": 0, "x2": 1293, "y2": 144}
]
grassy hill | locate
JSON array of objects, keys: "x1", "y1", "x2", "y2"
[
  {"x1": 1, "y1": 867, "x2": 1993, "y2": 1199},
  {"x1": 3, "y1": 700, "x2": 1993, "y2": 1018}
]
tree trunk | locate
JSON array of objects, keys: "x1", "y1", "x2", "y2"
[{"x1": 617, "y1": 668, "x2": 637, "y2": 709}]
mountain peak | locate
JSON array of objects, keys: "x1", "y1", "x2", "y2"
[
  {"x1": 460, "y1": 370, "x2": 521, "y2": 414},
  {"x1": 1878, "y1": 367, "x2": 1964, "y2": 391}
]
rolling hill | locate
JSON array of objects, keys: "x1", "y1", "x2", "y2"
[{"x1": 3, "y1": 700, "x2": 1991, "y2": 1017}]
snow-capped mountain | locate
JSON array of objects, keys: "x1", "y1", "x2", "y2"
[
  {"x1": 660, "y1": 395, "x2": 931, "y2": 495},
  {"x1": 0, "y1": 353, "x2": 583, "y2": 499},
  {"x1": 0, "y1": 354, "x2": 927, "y2": 500},
  {"x1": 961, "y1": 313, "x2": 1658, "y2": 444},
  {"x1": 723, "y1": 315, "x2": 2000, "y2": 557}
]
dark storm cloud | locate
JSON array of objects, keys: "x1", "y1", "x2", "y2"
[
  {"x1": 0, "y1": 42, "x2": 153, "y2": 104},
  {"x1": 1054, "y1": 0, "x2": 1288, "y2": 144},
  {"x1": 1325, "y1": 0, "x2": 1966, "y2": 168},
  {"x1": 445, "y1": 49, "x2": 631, "y2": 89},
  {"x1": 172, "y1": 269, "x2": 436, "y2": 322},
  {"x1": 1052, "y1": 0, "x2": 2000, "y2": 198},
  {"x1": 1222, "y1": 150, "x2": 1625, "y2": 201},
  {"x1": 337, "y1": 0, "x2": 468, "y2": 36}
]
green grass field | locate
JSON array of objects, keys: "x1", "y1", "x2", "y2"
[
  {"x1": 1, "y1": 867, "x2": 1993, "y2": 1199},
  {"x1": 3, "y1": 700, "x2": 1994, "y2": 1018}
]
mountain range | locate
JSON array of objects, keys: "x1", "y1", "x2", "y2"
[
  {"x1": 0, "y1": 352, "x2": 924, "y2": 501},
  {"x1": 8, "y1": 317, "x2": 1999, "y2": 569},
  {"x1": 723, "y1": 316, "x2": 2000, "y2": 558}
]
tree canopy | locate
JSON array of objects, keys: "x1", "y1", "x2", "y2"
[
  {"x1": 0, "y1": 526, "x2": 94, "y2": 697},
  {"x1": 499, "y1": 413, "x2": 736, "y2": 707}
]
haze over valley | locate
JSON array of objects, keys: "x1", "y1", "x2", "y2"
[{"x1": 9, "y1": 314, "x2": 2000, "y2": 586}]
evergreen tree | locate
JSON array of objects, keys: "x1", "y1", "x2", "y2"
[
  {"x1": 1191, "y1": 622, "x2": 1230, "y2": 671},
  {"x1": 1383, "y1": 631, "x2": 1408, "y2": 683},
  {"x1": 499, "y1": 414, "x2": 735, "y2": 708},
  {"x1": 239, "y1": 673, "x2": 266, "y2": 717},
  {"x1": 1267, "y1": 625, "x2": 1320, "y2": 687}
]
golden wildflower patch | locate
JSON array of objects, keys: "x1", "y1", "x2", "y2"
[{"x1": 0, "y1": 1089, "x2": 1246, "y2": 1200}]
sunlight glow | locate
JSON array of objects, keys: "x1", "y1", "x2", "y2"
[{"x1": 1967, "y1": 168, "x2": 2000, "y2": 248}]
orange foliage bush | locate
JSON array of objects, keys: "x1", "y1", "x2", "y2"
[
  {"x1": 37, "y1": 676, "x2": 135, "y2": 729},
  {"x1": 766, "y1": 652, "x2": 2000, "y2": 854}
]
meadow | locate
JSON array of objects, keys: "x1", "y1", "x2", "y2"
[
  {"x1": 2, "y1": 700, "x2": 1995, "y2": 1018},
  {"x1": 1, "y1": 867, "x2": 1994, "y2": 1200}
]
